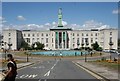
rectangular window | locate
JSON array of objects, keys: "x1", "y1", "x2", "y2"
[
  {"x1": 37, "y1": 33, "x2": 39, "y2": 37},
  {"x1": 41, "y1": 38, "x2": 44, "y2": 43},
  {"x1": 37, "y1": 38, "x2": 39, "y2": 41},
  {"x1": 24, "y1": 34, "x2": 26, "y2": 37},
  {"x1": 8, "y1": 33, "x2": 11, "y2": 36},
  {"x1": 42, "y1": 33, "x2": 44, "y2": 36},
  {"x1": 77, "y1": 34, "x2": 79, "y2": 36},
  {"x1": 82, "y1": 33, "x2": 84, "y2": 36},
  {"x1": 46, "y1": 34, "x2": 48, "y2": 36},
  {"x1": 73, "y1": 38, "x2": 75, "y2": 43},
  {"x1": 26, "y1": 38, "x2": 30, "y2": 43},
  {"x1": 32, "y1": 38, "x2": 35, "y2": 43},
  {"x1": 73, "y1": 33, "x2": 74, "y2": 36},
  {"x1": 52, "y1": 38, "x2": 54, "y2": 43},
  {"x1": 82, "y1": 38, "x2": 84, "y2": 43},
  {"x1": 91, "y1": 38, "x2": 93, "y2": 43},
  {"x1": 46, "y1": 44, "x2": 48, "y2": 47},
  {"x1": 8, "y1": 38, "x2": 11, "y2": 43},
  {"x1": 32, "y1": 34, "x2": 35, "y2": 37},
  {"x1": 46, "y1": 38, "x2": 48, "y2": 43},
  {"x1": 86, "y1": 34, "x2": 88, "y2": 36},
  {"x1": 110, "y1": 32, "x2": 112, "y2": 35},
  {"x1": 95, "y1": 33, "x2": 97, "y2": 36},
  {"x1": 91, "y1": 33, "x2": 93, "y2": 36},
  {"x1": 28, "y1": 34, "x2": 30, "y2": 37},
  {"x1": 110, "y1": 37, "x2": 112, "y2": 43}
]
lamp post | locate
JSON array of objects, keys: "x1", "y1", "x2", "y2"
[
  {"x1": 109, "y1": 41, "x2": 113, "y2": 61},
  {"x1": 77, "y1": 39, "x2": 80, "y2": 49},
  {"x1": 8, "y1": 43, "x2": 12, "y2": 50},
  {"x1": 4, "y1": 42, "x2": 7, "y2": 60}
]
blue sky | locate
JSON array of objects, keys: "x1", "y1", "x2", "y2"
[{"x1": 1, "y1": 2, "x2": 118, "y2": 30}]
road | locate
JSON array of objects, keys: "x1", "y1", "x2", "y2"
[{"x1": 16, "y1": 59, "x2": 100, "y2": 81}]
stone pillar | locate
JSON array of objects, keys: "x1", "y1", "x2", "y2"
[
  {"x1": 58, "y1": 32, "x2": 59, "y2": 49},
  {"x1": 62, "y1": 32, "x2": 64, "y2": 49},
  {"x1": 65, "y1": 31, "x2": 67, "y2": 49}
]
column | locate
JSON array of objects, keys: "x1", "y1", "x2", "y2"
[
  {"x1": 62, "y1": 32, "x2": 64, "y2": 49},
  {"x1": 65, "y1": 31, "x2": 67, "y2": 49},
  {"x1": 58, "y1": 32, "x2": 59, "y2": 49}
]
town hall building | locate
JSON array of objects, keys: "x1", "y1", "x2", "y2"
[{"x1": 2, "y1": 8, "x2": 118, "y2": 50}]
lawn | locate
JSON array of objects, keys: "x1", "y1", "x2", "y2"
[{"x1": 87, "y1": 60, "x2": 120, "y2": 71}]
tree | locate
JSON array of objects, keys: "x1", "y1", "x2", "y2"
[
  {"x1": 21, "y1": 41, "x2": 31, "y2": 50},
  {"x1": 91, "y1": 42, "x2": 100, "y2": 51},
  {"x1": 32, "y1": 42, "x2": 45, "y2": 50},
  {"x1": 118, "y1": 39, "x2": 120, "y2": 47}
]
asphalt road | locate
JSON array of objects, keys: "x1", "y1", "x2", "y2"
[{"x1": 16, "y1": 59, "x2": 100, "y2": 81}]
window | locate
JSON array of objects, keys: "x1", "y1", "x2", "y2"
[
  {"x1": 41, "y1": 33, "x2": 44, "y2": 36},
  {"x1": 24, "y1": 34, "x2": 26, "y2": 37},
  {"x1": 28, "y1": 34, "x2": 30, "y2": 37},
  {"x1": 8, "y1": 38, "x2": 11, "y2": 43},
  {"x1": 73, "y1": 38, "x2": 75, "y2": 43},
  {"x1": 41, "y1": 38, "x2": 44, "y2": 43},
  {"x1": 91, "y1": 33, "x2": 93, "y2": 36},
  {"x1": 73, "y1": 33, "x2": 74, "y2": 36},
  {"x1": 77, "y1": 38, "x2": 80, "y2": 45},
  {"x1": 37, "y1": 38, "x2": 39, "y2": 41},
  {"x1": 8, "y1": 33, "x2": 11, "y2": 36},
  {"x1": 77, "y1": 34, "x2": 79, "y2": 36},
  {"x1": 46, "y1": 34, "x2": 48, "y2": 36},
  {"x1": 82, "y1": 33, "x2": 84, "y2": 36},
  {"x1": 52, "y1": 38, "x2": 54, "y2": 43},
  {"x1": 32, "y1": 38, "x2": 35, "y2": 43},
  {"x1": 46, "y1": 38, "x2": 48, "y2": 43},
  {"x1": 110, "y1": 37, "x2": 112, "y2": 43},
  {"x1": 86, "y1": 34, "x2": 88, "y2": 36},
  {"x1": 32, "y1": 34, "x2": 35, "y2": 37},
  {"x1": 73, "y1": 44, "x2": 75, "y2": 48},
  {"x1": 82, "y1": 38, "x2": 84, "y2": 43},
  {"x1": 110, "y1": 32, "x2": 112, "y2": 35},
  {"x1": 26, "y1": 38, "x2": 30, "y2": 43},
  {"x1": 91, "y1": 38, "x2": 93, "y2": 43},
  {"x1": 37, "y1": 33, "x2": 39, "y2": 37},
  {"x1": 46, "y1": 44, "x2": 48, "y2": 47},
  {"x1": 95, "y1": 33, "x2": 97, "y2": 36}
]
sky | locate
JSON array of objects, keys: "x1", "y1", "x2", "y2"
[{"x1": 1, "y1": 2, "x2": 119, "y2": 31}]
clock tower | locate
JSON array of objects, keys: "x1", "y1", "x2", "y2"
[{"x1": 58, "y1": 8, "x2": 63, "y2": 27}]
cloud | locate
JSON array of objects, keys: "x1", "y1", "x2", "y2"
[
  {"x1": 62, "y1": 21, "x2": 67, "y2": 26},
  {"x1": 45, "y1": 23, "x2": 51, "y2": 26},
  {"x1": 0, "y1": 16, "x2": 7, "y2": 23},
  {"x1": 17, "y1": 15, "x2": 26, "y2": 21},
  {"x1": 112, "y1": 9, "x2": 120, "y2": 14},
  {"x1": 2, "y1": 20, "x2": 114, "y2": 31}
]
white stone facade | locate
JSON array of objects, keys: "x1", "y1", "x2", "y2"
[{"x1": 2, "y1": 28, "x2": 118, "y2": 50}]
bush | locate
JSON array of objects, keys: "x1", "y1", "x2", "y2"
[{"x1": 101, "y1": 57, "x2": 106, "y2": 61}]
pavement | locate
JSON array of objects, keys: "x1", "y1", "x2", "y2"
[{"x1": 74, "y1": 60, "x2": 119, "y2": 80}]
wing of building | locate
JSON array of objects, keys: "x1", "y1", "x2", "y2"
[{"x1": 2, "y1": 8, "x2": 118, "y2": 50}]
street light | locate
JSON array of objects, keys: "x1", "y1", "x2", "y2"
[
  {"x1": 77, "y1": 39, "x2": 80, "y2": 49},
  {"x1": 4, "y1": 42, "x2": 7, "y2": 60},
  {"x1": 109, "y1": 41, "x2": 113, "y2": 61}
]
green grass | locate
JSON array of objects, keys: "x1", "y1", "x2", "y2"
[{"x1": 87, "y1": 61, "x2": 120, "y2": 71}]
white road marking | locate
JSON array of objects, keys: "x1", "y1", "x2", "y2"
[
  {"x1": 19, "y1": 74, "x2": 38, "y2": 78},
  {"x1": 44, "y1": 60, "x2": 59, "y2": 77},
  {"x1": 44, "y1": 70, "x2": 51, "y2": 76},
  {"x1": 31, "y1": 66, "x2": 45, "y2": 69}
]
